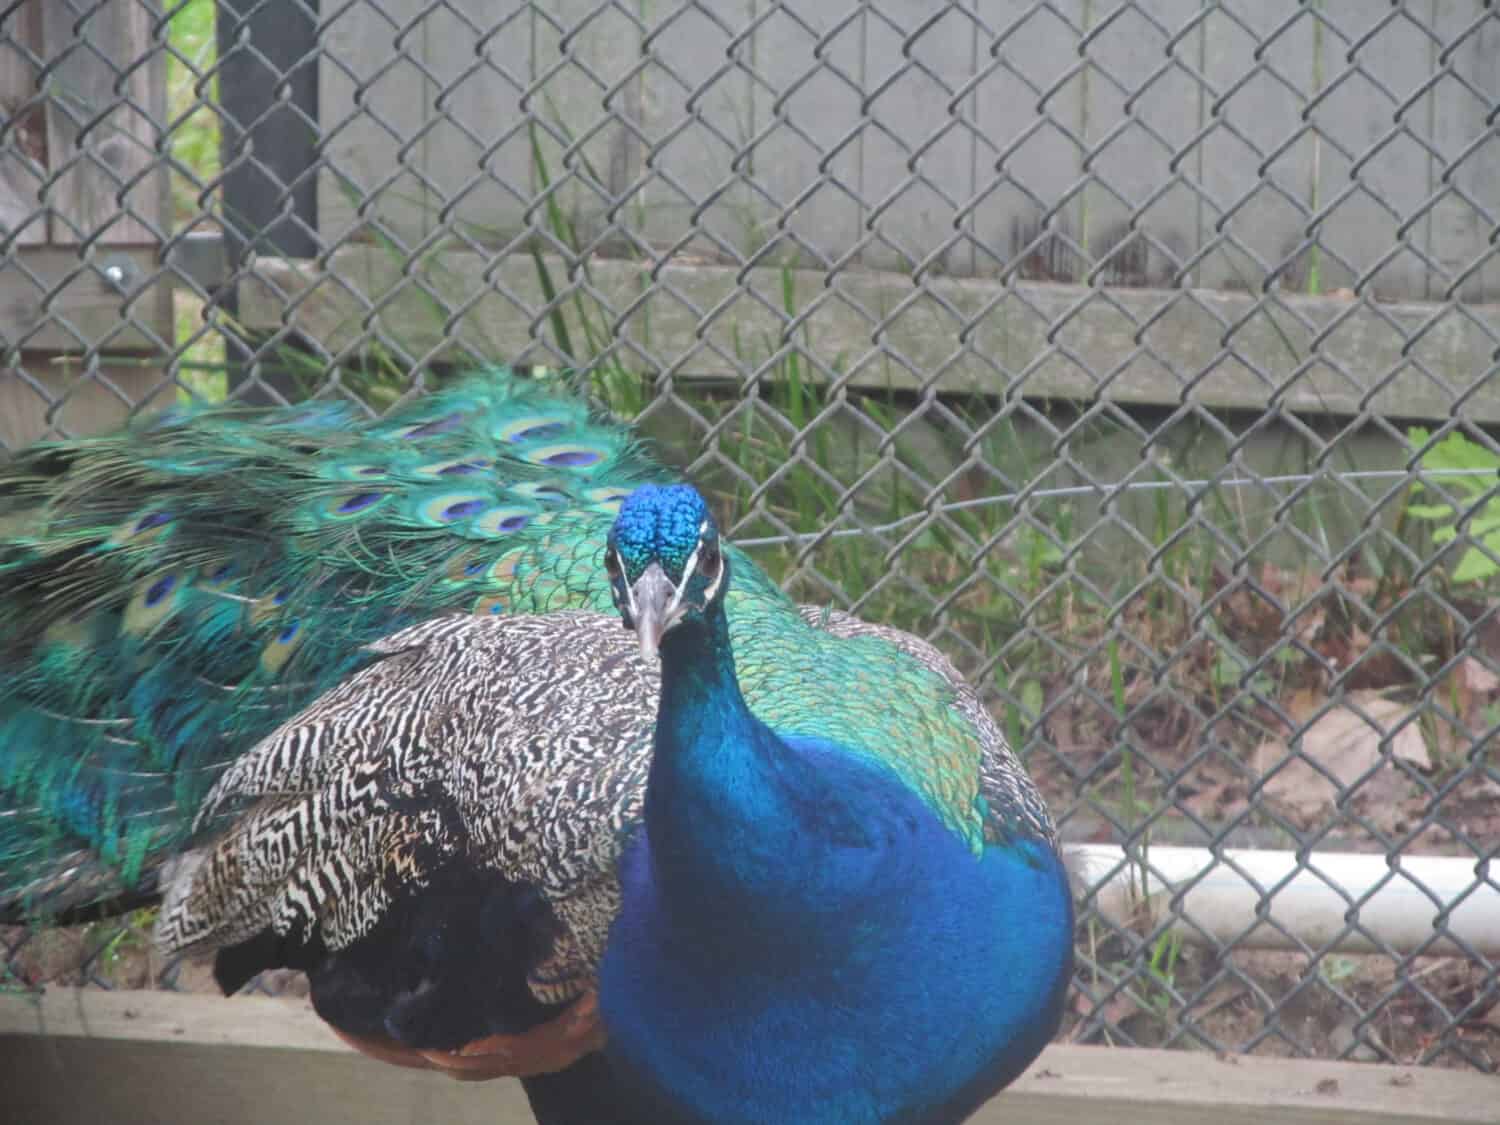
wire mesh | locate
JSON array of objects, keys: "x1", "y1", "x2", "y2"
[{"x1": 2, "y1": 0, "x2": 1497, "y2": 1071}]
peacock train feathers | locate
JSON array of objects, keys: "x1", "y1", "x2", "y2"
[
  {"x1": 1, "y1": 368, "x2": 1071, "y2": 1124},
  {"x1": 0, "y1": 369, "x2": 666, "y2": 918}
]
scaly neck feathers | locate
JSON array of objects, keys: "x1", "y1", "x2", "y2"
[{"x1": 643, "y1": 575, "x2": 915, "y2": 950}]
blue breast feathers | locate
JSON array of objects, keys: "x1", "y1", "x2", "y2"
[{"x1": 599, "y1": 733, "x2": 1073, "y2": 1125}]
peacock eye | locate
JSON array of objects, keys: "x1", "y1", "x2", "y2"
[
  {"x1": 699, "y1": 538, "x2": 722, "y2": 579},
  {"x1": 605, "y1": 550, "x2": 622, "y2": 579}
]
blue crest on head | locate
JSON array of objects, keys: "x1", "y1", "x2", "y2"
[{"x1": 609, "y1": 484, "x2": 715, "y2": 582}]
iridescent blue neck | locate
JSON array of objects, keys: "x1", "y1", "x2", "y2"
[
  {"x1": 603, "y1": 572, "x2": 1076, "y2": 1122},
  {"x1": 645, "y1": 591, "x2": 880, "y2": 941},
  {"x1": 652, "y1": 599, "x2": 753, "y2": 778}
]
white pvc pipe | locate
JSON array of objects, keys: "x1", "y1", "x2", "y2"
[{"x1": 1075, "y1": 844, "x2": 1499, "y2": 957}]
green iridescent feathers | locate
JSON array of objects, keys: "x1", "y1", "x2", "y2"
[{"x1": 0, "y1": 369, "x2": 668, "y2": 913}]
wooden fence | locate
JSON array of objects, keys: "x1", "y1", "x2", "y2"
[
  {"x1": 318, "y1": 0, "x2": 1499, "y2": 302},
  {"x1": 0, "y1": 0, "x2": 173, "y2": 448},
  {"x1": 2, "y1": 990, "x2": 1494, "y2": 1125}
]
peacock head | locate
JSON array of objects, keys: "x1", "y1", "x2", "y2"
[{"x1": 606, "y1": 484, "x2": 727, "y2": 661}]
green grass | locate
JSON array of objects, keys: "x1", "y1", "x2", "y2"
[
  {"x1": 166, "y1": 0, "x2": 220, "y2": 226},
  {"x1": 166, "y1": 0, "x2": 227, "y2": 401}
]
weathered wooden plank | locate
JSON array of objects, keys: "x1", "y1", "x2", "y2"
[
  {"x1": 0, "y1": 0, "x2": 47, "y2": 246},
  {"x1": 967, "y1": 0, "x2": 1091, "y2": 283},
  {"x1": 1425, "y1": 3, "x2": 1500, "y2": 304},
  {"x1": 1, "y1": 1038, "x2": 530, "y2": 1125},
  {"x1": 316, "y1": 0, "x2": 438, "y2": 246},
  {"x1": 527, "y1": 0, "x2": 646, "y2": 254},
  {"x1": 0, "y1": 254, "x2": 173, "y2": 446},
  {"x1": 1195, "y1": 0, "x2": 1318, "y2": 294},
  {"x1": 0, "y1": 2, "x2": 172, "y2": 449},
  {"x1": 745, "y1": 1, "x2": 867, "y2": 269},
  {"x1": 1075, "y1": 0, "x2": 1205, "y2": 289},
  {"x1": 854, "y1": 0, "x2": 978, "y2": 276},
  {"x1": 1307, "y1": 2, "x2": 1437, "y2": 302},
  {"x1": 237, "y1": 246, "x2": 1500, "y2": 423},
  {"x1": 412, "y1": 0, "x2": 534, "y2": 247},
  {"x1": 302, "y1": 1, "x2": 1496, "y2": 303},
  {"x1": 0, "y1": 990, "x2": 1492, "y2": 1125},
  {"x1": 0, "y1": 244, "x2": 173, "y2": 448},
  {"x1": 630, "y1": 0, "x2": 758, "y2": 261},
  {"x1": 0, "y1": 247, "x2": 167, "y2": 353},
  {"x1": 317, "y1": 0, "x2": 648, "y2": 258},
  {"x1": 41, "y1": 0, "x2": 167, "y2": 245},
  {"x1": 0, "y1": 359, "x2": 172, "y2": 448}
]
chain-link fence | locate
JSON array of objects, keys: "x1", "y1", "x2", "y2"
[{"x1": 2, "y1": 0, "x2": 1498, "y2": 1074}]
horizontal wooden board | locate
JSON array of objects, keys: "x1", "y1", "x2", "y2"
[
  {"x1": 0, "y1": 360, "x2": 167, "y2": 448},
  {"x1": 236, "y1": 247, "x2": 1500, "y2": 423},
  {"x1": 312, "y1": 1, "x2": 1500, "y2": 301},
  {"x1": 1, "y1": 990, "x2": 1492, "y2": 1125},
  {"x1": 0, "y1": 247, "x2": 173, "y2": 353}
]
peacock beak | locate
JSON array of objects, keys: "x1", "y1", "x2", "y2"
[{"x1": 630, "y1": 562, "x2": 681, "y2": 662}]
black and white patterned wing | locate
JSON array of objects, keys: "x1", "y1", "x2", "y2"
[{"x1": 155, "y1": 611, "x2": 657, "y2": 984}]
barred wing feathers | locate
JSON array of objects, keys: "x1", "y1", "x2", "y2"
[
  {"x1": 158, "y1": 603, "x2": 1054, "y2": 1003},
  {"x1": 157, "y1": 612, "x2": 655, "y2": 998}
]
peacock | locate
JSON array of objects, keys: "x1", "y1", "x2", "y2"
[{"x1": 0, "y1": 367, "x2": 1073, "y2": 1123}]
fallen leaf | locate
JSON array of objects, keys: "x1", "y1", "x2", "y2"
[
  {"x1": 1259, "y1": 563, "x2": 1325, "y2": 605},
  {"x1": 1292, "y1": 605, "x2": 1326, "y2": 645},
  {"x1": 1458, "y1": 656, "x2": 1500, "y2": 698},
  {"x1": 1070, "y1": 989, "x2": 1140, "y2": 1032},
  {"x1": 1258, "y1": 692, "x2": 1430, "y2": 814},
  {"x1": 1180, "y1": 778, "x2": 1231, "y2": 818},
  {"x1": 1285, "y1": 688, "x2": 1322, "y2": 725}
]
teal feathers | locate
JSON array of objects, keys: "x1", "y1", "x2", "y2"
[{"x1": 0, "y1": 369, "x2": 670, "y2": 915}]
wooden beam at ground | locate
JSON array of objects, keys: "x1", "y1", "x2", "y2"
[
  {"x1": 237, "y1": 247, "x2": 1500, "y2": 424},
  {"x1": 0, "y1": 990, "x2": 1491, "y2": 1125}
]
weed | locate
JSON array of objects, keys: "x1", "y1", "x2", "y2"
[
  {"x1": 1319, "y1": 954, "x2": 1358, "y2": 987},
  {"x1": 1142, "y1": 929, "x2": 1183, "y2": 1027},
  {"x1": 1405, "y1": 427, "x2": 1500, "y2": 585},
  {"x1": 166, "y1": 0, "x2": 227, "y2": 399}
]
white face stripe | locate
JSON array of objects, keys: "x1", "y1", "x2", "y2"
[
  {"x1": 610, "y1": 546, "x2": 639, "y2": 618},
  {"x1": 670, "y1": 530, "x2": 703, "y2": 617},
  {"x1": 679, "y1": 518, "x2": 725, "y2": 605}
]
